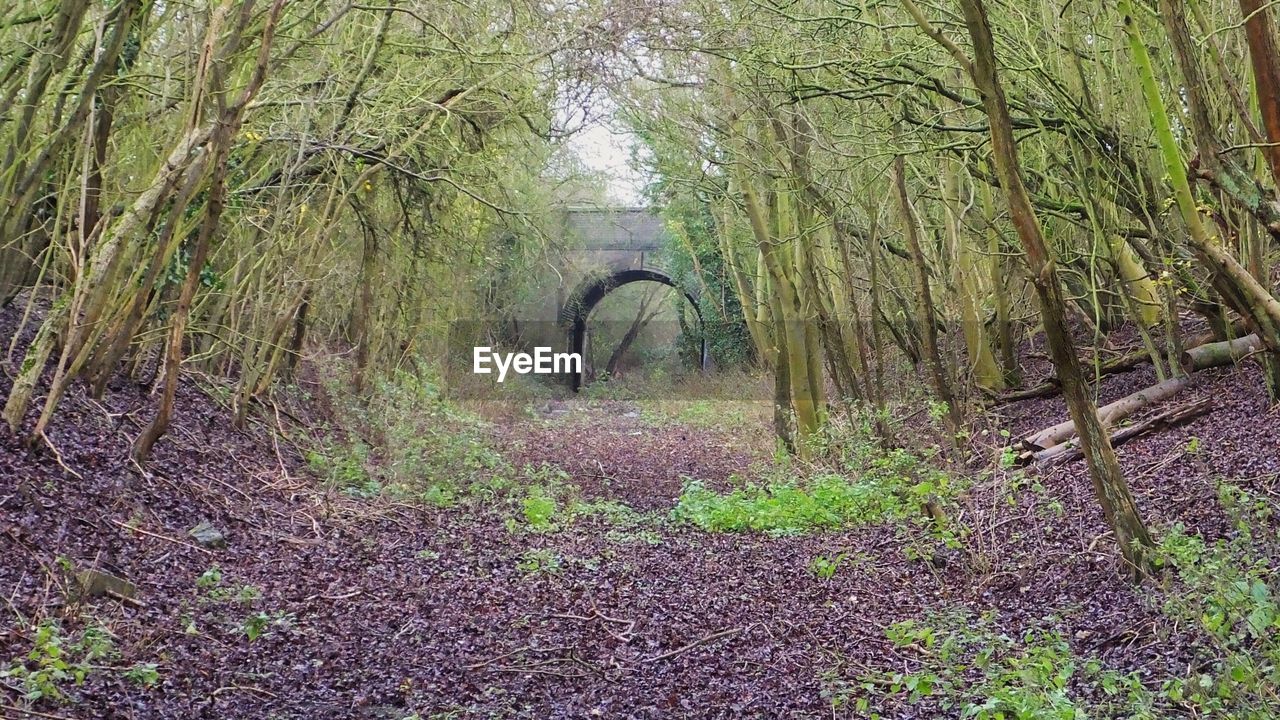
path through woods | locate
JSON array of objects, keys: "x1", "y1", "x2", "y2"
[
  {"x1": 4, "y1": 310, "x2": 1279, "y2": 718},
  {"x1": 8, "y1": 0, "x2": 1280, "y2": 716}
]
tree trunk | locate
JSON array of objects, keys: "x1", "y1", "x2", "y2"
[
  {"x1": 132, "y1": 0, "x2": 285, "y2": 459},
  {"x1": 1126, "y1": 0, "x2": 1280, "y2": 401},
  {"x1": 1239, "y1": 0, "x2": 1280, "y2": 192},
  {"x1": 892, "y1": 153, "x2": 962, "y2": 438},
  {"x1": 1035, "y1": 399, "x2": 1214, "y2": 466},
  {"x1": 605, "y1": 285, "x2": 662, "y2": 377},
  {"x1": 945, "y1": 159, "x2": 1005, "y2": 393},
  {"x1": 909, "y1": 0, "x2": 1155, "y2": 578}
]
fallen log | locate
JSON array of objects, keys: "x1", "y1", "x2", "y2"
[
  {"x1": 994, "y1": 347, "x2": 1149, "y2": 403},
  {"x1": 1020, "y1": 376, "x2": 1192, "y2": 451},
  {"x1": 1032, "y1": 398, "x2": 1214, "y2": 465},
  {"x1": 994, "y1": 326, "x2": 1238, "y2": 405},
  {"x1": 1179, "y1": 333, "x2": 1261, "y2": 374}
]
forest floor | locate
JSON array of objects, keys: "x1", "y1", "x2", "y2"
[{"x1": 3, "y1": 327, "x2": 1280, "y2": 718}]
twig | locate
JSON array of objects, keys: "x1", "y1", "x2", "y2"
[
  {"x1": 269, "y1": 400, "x2": 290, "y2": 479},
  {"x1": 38, "y1": 431, "x2": 82, "y2": 480},
  {"x1": 211, "y1": 685, "x2": 278, "y2": 698},
  {"x1": 549, "y1": 607, "x2": 637, "y2": 642},
  {"x1": 640, "y1": 626, "x2": 745, "y2": 663},
  {"x1": 0, "y1": 703, "x2": 79, "y2": 720},
  {"x1": 489, "y1": 666, "x2": 590, "y2": 678},
  {"x1": 391, "y1": 619, "x2": 416, "y2": 641},
  {"x1": 303, "y1": 589, "x2": 362, "y2": 602},
  {"x1": 465, "y1": 645, "x2": 576, "y2": 670},
  {"x1": 110, "y1": 519, "x2": 212, "y2": 555},
  {"x1": 466, "y1": 645, "x2": 532, "y2": 669}
]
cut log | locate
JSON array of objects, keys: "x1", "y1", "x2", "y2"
[
  {"x1": 1179, "y1": 333, "x2": 1262, "y2": 374},
  {"x1": 994, "y1": 326, "x2": 1237, "y2": 405},
  {"x1": 1020, "y1": 376, "x2": 1191, "y2": 450},
  {"x1": 1033, "y1": 398, "x2": 1214, "y2": 465},
  {"x1": 995, "y1": 348, "x2": 1146, "y2": 403}
]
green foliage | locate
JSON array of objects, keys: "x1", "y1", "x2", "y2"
[
  {"x1": 633, "y1": 112, "x2": 753, "y2": 369},
  {"x1": 241, "y1": 612, "x2": 270, "y2": 641},
  {"x1": 306, "y1": 441, "x2": 378, "y2": 497},
  {"x1": 638, "y1": 396, "x2": 759, "y2": 431},
  {"x1": 503, "y1": 464, "x2": 663, "y2": 537},
  {"x1": 1149, "y1": 486, "x2": 1280, "y2": 718},
  {"x1": 847, "y1": 613, "x2": 1156, "y2": 719},
  {"x1": 195, "y1": 565, "x2": 262, "y2": 605},
  {"x1": 240, "y1": 611, "x2": 294, "y2": 642},
  {"x1": 305, "y1": 365, "x2": 509, "y2": 504},
  {"x1": 522, "y1": 486, "x2": 558, "y2": 532},
  {"x1": 516, "y1": 548, "x2": 563, "y2": 575},
  {"x1": 123, "y1": 663, "x2": 160, "y2": 687},
  {"x1": 196, "y1": 565, "x2": 223, "y2": 589},
  {"x1": 604, "y1": 527, "x2": 664, "y2": 546},
  {"x1": 1, "y1": 621, "x2": 115, "y2": 703},
  {"x1": 999, "y1": 446, "x2": 1018, "y2": 469},
  {"x1": 842, "y1": 484, "x2": 1280, "y2": 720},
  {"x1": 809, "y1": 553, "x2": 847, "y2": 581},
  {"x1": 673, "y1": 445, "x2": 958, "y2": 535},
  {"x1": 674, "y1": 473, "x2": 907, "y2": 534}
]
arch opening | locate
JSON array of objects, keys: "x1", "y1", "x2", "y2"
[{"x1": 560, "y1": 269, "x2": 707, "y2": 391}]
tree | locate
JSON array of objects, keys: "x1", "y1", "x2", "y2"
[{"x1": 902, "y1": 0, "x2": 1154, "y2": 578}]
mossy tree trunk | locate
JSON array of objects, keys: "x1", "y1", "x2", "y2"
[{"x1": 904, "y1": 0, "x2": 1155, "y2": 578}]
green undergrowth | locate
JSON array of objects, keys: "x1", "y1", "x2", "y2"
[
  {"x1": 824, "y1": 610, "x2": 1157, "y2": 720},
  {"x1": 301, "y1": 364, "x2": 666, "y2": 537},
  {"x1": 570, "y1": 369, "x2": 771, "y2": 432},
  {"x1": 303, "y1": 362, "x2": 508, "y2": 504},
  {"x1": 824, "y1": 481, "x2": 1280, "y2": 719},
  {"x1": 1, "y1": 620, "x2": 116, "y2": 703},
  {"x1": 506, "y1": 464, "x2": 664, "y2": 538},
  {"x1": 672, "y1": 436, "x2": 960, "y2": 535},
  {"x1": 637, "y1": 397, "x2": 761, "y2": 431},
  {"x1": 1145, "y1": 483, "x2": 1280, "y2": 718},
  {"x1": 1, "y1": 618, "x2": 159, "y2": 705}
]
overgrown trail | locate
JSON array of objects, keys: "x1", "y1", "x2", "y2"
[{"x1": 3, "y1": 344, "x2": 1280, "y2": 717}]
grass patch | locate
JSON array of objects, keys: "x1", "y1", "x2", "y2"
[
  {"x1": 673, "y1": 474, "x2": 905, "y2": 534},
  {"x1": 673, "y1": 446, "x2": 957, "y2": 535}
]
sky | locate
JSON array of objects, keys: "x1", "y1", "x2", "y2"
[{"x1": 564, "y1": 118, "x2": 648, "y2": 206}]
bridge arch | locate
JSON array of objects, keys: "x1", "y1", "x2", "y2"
[{"x1": 559, "y1": 268, "x2": 708, "y2": 391}]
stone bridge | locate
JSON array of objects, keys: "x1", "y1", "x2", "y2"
[{"x1": 549, "y1": 207, "x2": 707, "y2": 389}]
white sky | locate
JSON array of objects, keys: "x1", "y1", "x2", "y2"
[{"x1": 566, "y1": 120, "x2": 648, "y2": 206}]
